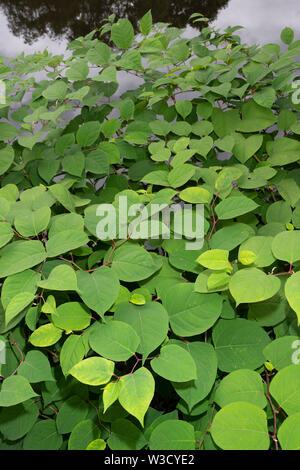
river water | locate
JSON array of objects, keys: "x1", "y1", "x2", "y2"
[{"x1": 0, "y1": 0, "x2": 299, "y2": 57}]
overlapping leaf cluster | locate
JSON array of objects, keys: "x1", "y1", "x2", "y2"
[{"x1": 0, "y1": 12, "x2": 300, "y2": 450}]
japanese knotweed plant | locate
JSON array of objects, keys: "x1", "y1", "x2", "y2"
[{"x1": 0, "y1": 11, "x2": 300, "y2": 451}]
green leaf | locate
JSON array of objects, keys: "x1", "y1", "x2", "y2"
[
  {"x1": 211, "y1": 402, "x2": 269, "y2": 450},
  {"x1": 149, "y1": 120, "x2": 171, "y2": 136},
  {"x1": 140, "y1": 10, "x2": 152, "y2": 36},
  {"x1": 108, "y1": 418, "x2": 146, "y2": 450},
  {"x1": 214, "y1": 369, "x2": 267, "y2": 409},
  {"x1": 120, "y1": 100, "x2": 134, "y2": 121},
  {"x1": 18, "y1": 350, "x2": 53, "y2": 383},
  {"x1": 233, "y1": 134, "x2": 263, "y2": 163},
  {"x1": 149, "y1": 420, "x2": 195, "y2": 450},
  {"x1": 151, "y1": 344, "x2": 197, "y2": 382},
  {"x1": 278, "y1": 179, "x2": 300, "y2": 207},
  {"x1": 272, "y1": 230, "x2": 300, "y2": 264},
  {"x1": 281, "y1": 27, "x2": 294, "y2": 45},
  {"x1": 229, "y1": 268, "x2": 280, "y2": 305},
  {"x1": 212, "y1": 108, "x2": 240, "y2": 138},
  {"x1": 171, "y1": 121, "x2": 192, "y2": 136},
  {"x1": 1, "y1": 270, "x2": 39, "y2": 311},
  {"x1": 46, "y1": 230, "x2": 89, "y2": 258},
  {"x1": 0, "y1": 400, "x2": 39, "y2": 440},
  {"x1": 95, "y1": 65, "x2": 117, "y2": 82},
  {"x1": 29, "y1": 323, "x2": 63, "y2": 347},
  {"x1": 253, "y1": 87, "x2": 276, "y2": 108},
  {"x1": 110, "y1": 245, "x2": 161, "y2": 282},
  {"x1": 65, "y1": 61, "x2": 89, "y2": 81},
  {"x1": 239, "y1": 236, "x2": 275, "y2": 267},
  {"x1": 285, "y1": 272, "x2": 300, "y2": 325},
  {"x1": 278, "y1": 110, "x2": 297, "y2": 132},
  {"x1": 52, "y1": 302, "x2": 91, "y2": 331},
  {"x1": 62, "y1": 150, "x2": 85, "y2": 177},
  {"x1": 239, "y1": 250, "x2": 257, "y2": 265},
  {"x1": 190, "y1": 136, "x2": 213, "y2": 158},
  {"x1": 192, "y1": 120, "x2": 213, "y2": 136},
  {"x1": 103, "y1": 382, "x2": 122, "y2": 413},
  {"x1": 237, "y1": 101, "x2": 276, "y2": 132},
  {"x1": 179, "y1": 186, "x2": 212, "y2": 204},
  {"x1": 48, "y1": 184, "x2": 75, "y2": 212},
  {"x1": 142, "y1": 170, "x2": 170, "y2": 186},
  {"x1": 87, "y1": 42, "x2": 111, "y2": 66},
  {"x1": 197, "y1": 249, "x2": 230, "y2": 271},
  {"x1": 111, "y1": 19, "x2": 134, "y2": 49},
  {"x1": 207, "y1": 271, "x2": 230, "y2": 290},
  {"x1": 42, "y1": 80, "x2": 68, "y2": 100},
  {"x1": 263, "y1": 336, "x2": 300, "y2": 371},
  {"x1": 90, "y1": 320, "x2": 140, "y2": 361},
  {"x1": 38, "y1": 265, "x2": 78, "y2": 291},
  {"x1": 167, "y1": 39, "x2": 190, "y2": 63},
  {"x1": 117, "y1": 50, "x2": 142, "y2": 71},
  {"x1": 68, "y1": 419, "x2": 100, "y2": 450},
  {"x1": 171, "y1": 149, "x2": 196, "y2": 166},
  {"x1": 168, "y1": 164, "x2": 195, "y2": 188},
  {"x1": 86, "y1": 439, "x2": 106, "y2": 450},
  {"x1": 60, "y1": 334, "x2": 86, "y2": 376},
  {"x1": 102, "y1": 118, "x2": 121, "y2": 139},
  {"x1": 76, "y1": 121, "x2": 100, "y2": 147},
  {"x1": 243, "y1": 62, "x2": 269, "y2": 86},
  {"x1": 14, "y1": 207, "x2": 51, "y2": 237},
  {"x1": 270, "y1": 365, "x2": 300, "y2": 415},
  {"x1": 69, "y1": 357, "x2": 114, "y2": 386},
  {"x1": 114, "y1": 301, "x2": 169, "y2": 360},
  {"x1": 0, "y1": 146, "x2": 14, "y2": 175},
  {"x1": 169, "y1": 249, "x2": 204, "y2": 274},
  {"x1": 175, "y1": 101, "x2": 193, "y2": 119},
  {"x1": 85, "y1": 149, "x2": 109, "y2": 175},
  {"x1": 130, "y1": 293, "x2": 146, "y2": 305},
  {"x1": 215, "y1": 195, "x2": 259, "y2": 220},
  {"x1": 210, "y1": 223, "x2": 254, "y2": 251},
  {"x1": 56, "y1": 396, "x2": 89, "y2": 434},
  {"x1": 267, "y1": 201, "x2": 292, "y2": 224},
  {"x1": 268, "y1": 137, "x2": 300, "y2": 166},
  {"x1": 0, "y1": 240, "x2": 46, "y2": 279},
  {"x1": 164, "y1": 283, "x2": 223, "y2": 336},
  {"x1": 23, "y1": 420, "x2": 62, "y2": 450},
  {"x1": 172, "y1": 341, "x2": 217, "y2": 410},
  {"x1": 0, "y1": 123, "x2": 19, "y2": 141},
  {"x1": 18, "y1": 132, "x2": 42, "y2": 150},
  {"x1": 0, "y1": 222, "x2": 13, "y2": 249},
  {"x1": 278, "y1": 413, "x2": 300, "y2": 450},
  {"x1": 76, "y1": 267, "x2": 120, "y2": 319},
  {"x1": 66, "y1": 86, "x2": 89, "y2": 103},
  {"x1": 118, "y1": 367, "x2": 155, "y2": 426},
  {"x1": 195, "y1": 269, "x2": 227, "y2": 294},
  {"x1": 0, "y1": 376, "x2": 38, "y2": 407},
  {"x1": 213, "y1": 318, "x2": 271, "y2": 372}
]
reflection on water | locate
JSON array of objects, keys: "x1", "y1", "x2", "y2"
[
  {"x1": 0, "y1": 0, "x2": 299, "y2": 57},
  {"x1": 0, "y1": 0, "x2": 229, "y2": 44}
]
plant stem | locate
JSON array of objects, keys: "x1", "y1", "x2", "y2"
[{"x1": 264, "y1": 366, "x2": 279, "y2": 450}]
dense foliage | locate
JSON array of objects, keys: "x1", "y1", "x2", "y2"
[{"x1": 0, "y1": 12, "x2": 300, "y2": 451}]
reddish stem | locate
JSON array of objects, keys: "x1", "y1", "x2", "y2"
[
  {"x1": 8, "y1": 338, "x2": 24, "y2": 376},
  {"x1": 198, "y1": 404, "x2": 216, "y2": 450},
  {"x1": 264, "y1": 366, "x2": 279, "y2": 451}
]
